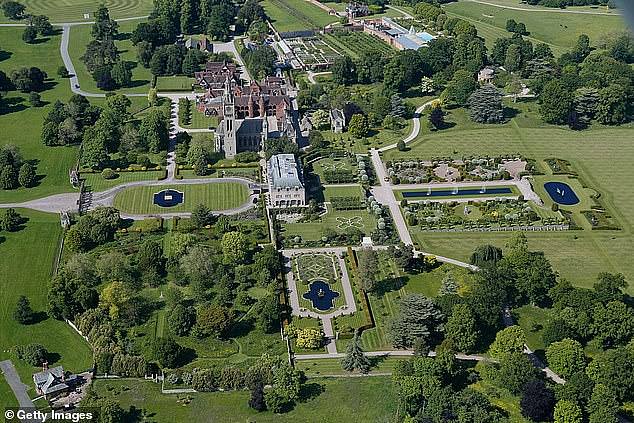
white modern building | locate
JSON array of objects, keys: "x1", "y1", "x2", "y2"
[{"x1": 267, "y1": 154, "x2": 306, "y2": 207}]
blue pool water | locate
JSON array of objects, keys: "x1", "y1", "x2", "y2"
[
  {"x1": 418, "y1": 32, "x2": 435, "y2": 42},
  {"x1": 153, "y1": 189, "x2": 184, "y2": 207},
  {"x1": 544, "y1": 182, "x2": 579, "y2": 205},
  {"x1": 303, "y1": 280, "x2": 340, "y2": 311},
  {"x1": 401, "y1": 187, "x2": 513, "y2": 198}
]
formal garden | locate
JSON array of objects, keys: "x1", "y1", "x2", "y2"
[
  {"x1": 292, "y1": 253, "x2": 346, "y2": 313},
  {"x1": 321, "y1": 31, "x2": 394, "y2": 59},
  {"x1": 384, "y1": 155, "x2": 534, "y2": 185},
  {"x1": 402, "y1": 198, "x2": 568, "y2": 232},
  {"x1": 284, "y1": 37, "x2": 341, "y2": 68},
  {"x1": 307, "y1": 153, "x2": 376, "y2": 185}
]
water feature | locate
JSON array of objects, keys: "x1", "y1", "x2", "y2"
[
  {"x1": 544, "y1": 182, "x2": 579, "y2": 205},
  {"x1": 401, "y1": 187, "x2": 513, "y2": 198},
  {"x1": 153, "y1": 189, "x2": 184, "y2": 207},
  {"x1": 302, "y1": 280, "x2": 340, "y2": 311}
]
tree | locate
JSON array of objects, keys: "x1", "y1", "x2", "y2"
[
  {"x1": 237, "y1": 0, "x2": 266, "y2": 30},
  {"x1": 221, "y1": 231, "x2": 249, "y2": 264},
  {"x1": 593, "y1": 272, "x2": 627, "y2": 303},
  {"x1": 308, "y1": 130, "x2": 327, "y2": 149},
  {"x1": 195, "y1": 305, "x2": 234, "y2": 338},
  {"x1": 147, "y1": 87, "x2": 158, "y2": 106},
  {"x1": 470, "y1": 244, "x2": 502, "y2": 267},
  {"x1": 546, "y1": 339, "x2": 586, "y2": 379},
  {"x1": 255, "y1": 295, "x2": 280, "y2": 333},
  {"x1": 111, "y1": 62, "x2": 132, "y2": 88},
  {"x1": 0, "y1": 165, "x2": 17, "y2": 190},
  {"x1": 504, "y1": 44, "x2": 523, "y2": 72},
  {"x1": 191, "y1": 204, "x2": 215, "y2": 228},
  {"x1": 28, "y1": 92, "x2": 42, "y2": 107},
  {"x1": 332, "y1": 56, "x2": 356, "y2": 86},
  {"x1": 2, "y1": 1, "x2": 25, "y2": 19},
  {"x1": 489, "y1": 353, "x2": 537, "y2": 395},
  {"x1": 0, "y1": 208, "x2": 22, "y2": 231},
  {"x1": 348, "y1": 114, "x2": 369, "y2": 139},
  {"x1": 387, "y1": 294, "x2": 444, "y2": 349},
  {"x1": 596, "y1": 84, "x2": 628, "y2": 125},
  {"x1": 91, "y1": 4, "x2": 118, "y2": 41},
  {"x1": 428, "y1": 102, "x2": 444, "y2": 130},
  {"x1": 439, "y1": 272, "x2": 458, "y2": 295},
  {"x1": 136, "y1": 239, "x2": 165, "y2": 277},
  {"x1": 505, "y1": 18, "x2": 517, "y2": 33},
  {"x1": 22, "y1": 25, "x2": 37, "y2": 43},
  {"x1": 10, "y1": 67, "x2": 47, "y2": 92},
  {"x1": 249, "y1": 381, "x2": 267, "y2": 411},
  {"x1": 207, "y1": 4, "x2": 234, "y2": 41},
  {"x1": 540, "y1": 79, "x2": 573, "y2": 124},
  {"x1": 13, "y1": 343, "x2": 48, "y2": 366},
  {"x1": 100, "y1": 281, "x2": 131, "y2": 319},
  {"x1": 587, "y1": 384, "x2": 619, "y2": 423},
  {"x1": 13, "y1": 295, "x2": 34, "y2": 324},
  {"x1": 151, "y1": 337, "x2": 187, "y2": 368},
  {"x1": 591, "y1": 300, "x2": 634, "y2": 348},
  {"x1": 396, "y1": 140, "x2": 406, "y2": 151},
  {"x1": 489, "y1": 325, "x2": 526, "y2": 359},
  {"x1": 420, "y1": 76, "x2": 435, "y2": 94},
  {"x1": 444, "y1": 304, "x2": 478, "y2": 353},
  {"x1": 31, "y1": 15, "x2": 53, "y2": 36},
  {"x1": 310, "y1": 109, "x2": 329, "y2": 130},
  {"x1": 586, "y1": 347, "x2": 634, "y2": 402},
  {"x1": 139, "y1": 109, "x2": 169, "y2": 153},
  {"x1": 81, "y1": 127, "x2": 109, "y2": 169},
  {"x1": 248, "y1": 20, "x2": 269, "y2": 43},
  {"x1": 341, "y1": 331, "x2": 371, "y2": 374},
  {"x1": 520, "y1": 379, "x2": 556, "y2": 421},
  {"x1": 554, "y1": 400, "x2": 582, "y2": 423},
  {"x1": 357, "y1": 248, "x2": 378, "y2": 292},
  {"x1": 169, "y1": 304, "x2": 196, "y2": 336},
  {"x1": 468, "y1": 84, "x2": 504, "y2": 123},
  {"x1": 441, "y1": 70, "x2": 476, "y2": 107}
]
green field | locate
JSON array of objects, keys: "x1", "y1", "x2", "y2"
[
  {"x1": 384, "y1": 101, "x2": 634, "y2": 292},
  {"x1": 296, "y1": 356, "x2": 410, "y2": 376},
  {"x1": 113, "y1": 182, "x2": 250, "y2": 214},
  {"x1": 262, "y1": 0, "x2": 338, "y2": 32},
  {"x1": 322, "y1": 32, "x2": 394, "y2": 59},
  {"x1": 0, "y1": 211, "x2": 93, "y2": 409},
  {"x1": 81, "y1": 170, "x2": 164, "y2": 192},
  {"x1": 181, "y1": 110, "x2": 218, "y2": 130},
  {"x1": 0, "y1": 28, "x2": 78, "y2": 203},
  {"x1": 282, "y1": 206, "x2": 378, "y2": 243},
  {"x1": 444, "y1": 1, "x2": 626, "y2": 53},
  {"x1": 0, "y1": 0, "x2": 154, "y2": 22},
  {"x1": 68, "y1": 20, "x2": 153, "y2": 94},
  {"x1": 92, "y1": 376, "x2": 399, "y2": 422},
  {"x1": 156, "y1": 75, "x2": 196, "y2": 92}
]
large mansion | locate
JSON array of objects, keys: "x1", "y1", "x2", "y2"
[{"x1": 194, "y1": 61, "x2": 298, "y2": 158}]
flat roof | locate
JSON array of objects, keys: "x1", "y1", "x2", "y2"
[{"x1": 268, "y1": 154, "x2": 303, "y2": 189}]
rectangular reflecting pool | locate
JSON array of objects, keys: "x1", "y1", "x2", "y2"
[{"x1": 401, "y1": 187, "x2": 513, "y2": 198}]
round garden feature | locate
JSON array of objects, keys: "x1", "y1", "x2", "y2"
[
  {"x1": 544, "y1": 182, "x2": 580, "y2": 205},
  {"x1": 153, "y1": 189, "x2": 184, "y2": 208},
  {"x1": 302, "y1": 280, "x2": 340, "y2": 311}
]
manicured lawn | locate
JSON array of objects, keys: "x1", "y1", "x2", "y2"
[
  {"x1": 0, "y1": 28, "x2": 78, "y2": 203},
  {"x1": 0, "y1": 210, "x2": 93, "y2": 409},
  {"x1": 68, "y1": 20, "x2": 153, "y2": 95},
  {"x1": 296, "y1": 356, "x2": 410, "y2": 376},
  {"x1": 513, "y1": 305, "x2": 552, "y2": 354},
  {"x1": 91, "y1": 376, "x2": 399, "y2": 422},
  {"x1": 81, "y1": 170, "x2": 164, "y2": 192},
  {"x1": 155, "y1": 75, "x2": 196, "y2": 92},
  {"x1": 384, "y1": 99, "x2": 634, "y2": 293},
  {"x1": 444, "y1": 1, "x2": 625, "y2": 52},
  {"x1": 0, "y1": 0, "x2": 154, "y2": 22},
  {"x1": 261, "y1": 0, "x2": 338, "y2": 32},
  {"x1": 354, "y1": 257, "x2": 475, "y2": 351},
  {"x1": 322, "y1": 185, "x2": 366, "y2": 201},
  {"x1": 282, "y1": 206, "x2": 377, "y2": 243},
  {"x1": 181, "y1": 109, "x2": 218, "y2": 130},
  {"x1": 293, "y1": 253, "x2": 347, "y2": 312},
  {"x1": 113, "y1": 182, "x2": 250, "y2": 214}
]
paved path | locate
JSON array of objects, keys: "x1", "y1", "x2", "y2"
[
  {"x1": 212, "y1": 39, "x2": 251, "y2": 81},
  {"x1": 0, "y1": 192, "x2": 79, "y2": 213},
  {"x1": 307, "y1": 71, "x2": 332, "y2": 84},
  {"x1": 465, "y1": 0, "x2": 619, "y2": 15},
  {"x1": 0, "y1": 360, "x2": 35, "y2": 409},
  {"x1": 378, "y1": 100, "x2": 435, "y2": 152}
]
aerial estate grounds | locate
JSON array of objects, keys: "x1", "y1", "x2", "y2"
[
  {"x1": 113, "y1": 182, "x2": 250, "y2": 214},
  {"x1": 384, "y1": 104, "x2": 634, "y2": 291}
]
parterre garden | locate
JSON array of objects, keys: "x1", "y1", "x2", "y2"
[
  {"x1": 385, "y1": 100, "x2": 634, "y2": 292},
  {"x1": 285, "y1": 37, "x2": 341, "y2": 67},
  {"x1": 293, "y1": 253, "x2": 347, "y2": 312}
]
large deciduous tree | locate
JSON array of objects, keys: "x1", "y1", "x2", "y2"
[{"x1": 467, "y1": 84, "x2": 504, "y2": 123}]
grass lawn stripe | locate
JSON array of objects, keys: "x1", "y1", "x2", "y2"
[{"x1": 113, "y1": 183, "x2": 249, "y2": 214}]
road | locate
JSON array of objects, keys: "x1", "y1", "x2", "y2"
[{"x1": 0, "y1": 360, "x2": 35, "y2": 409}]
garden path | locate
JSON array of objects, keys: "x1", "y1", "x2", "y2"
[{"x1": 0, "y1": 360, "x2": 35, "y2": 409}]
